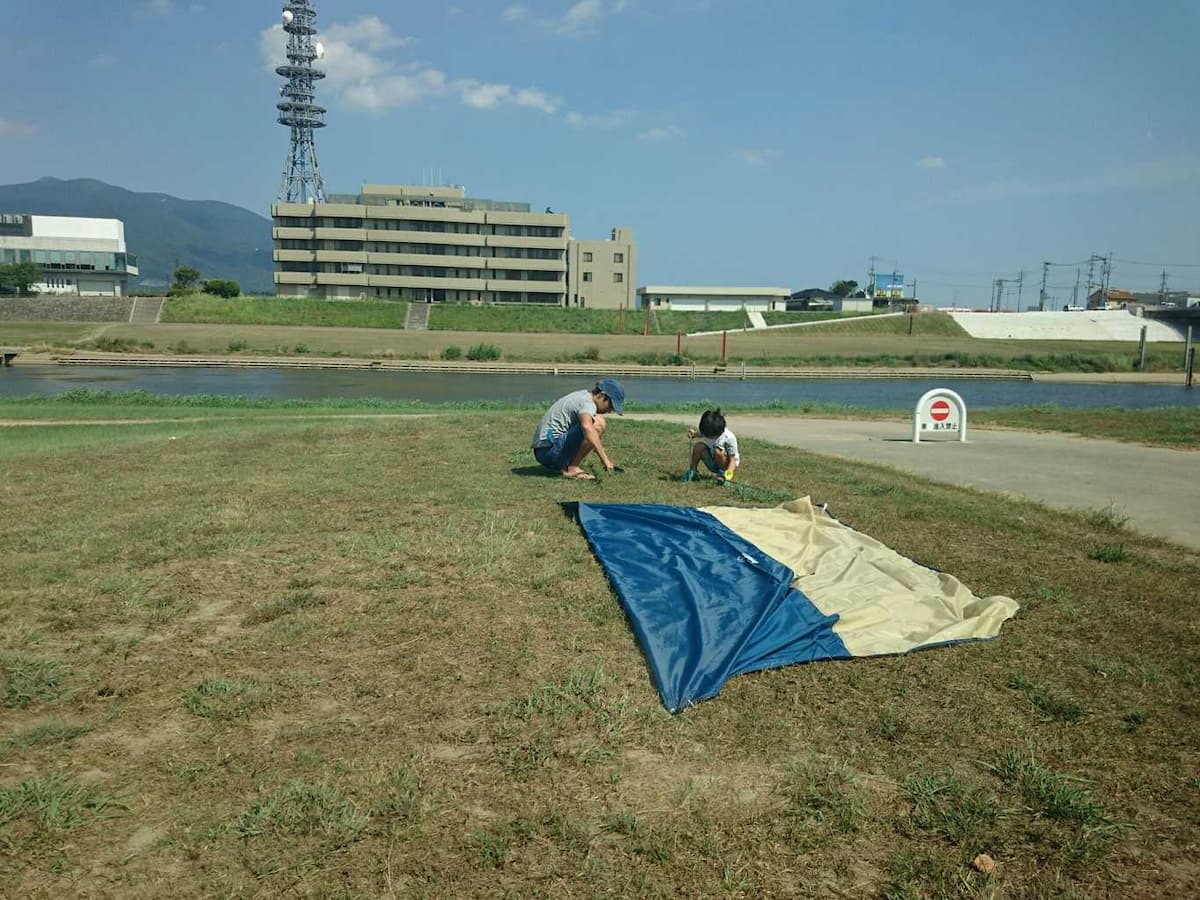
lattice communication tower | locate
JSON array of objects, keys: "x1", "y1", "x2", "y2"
[{"x1": 276, "y1": 2, "x2": 326, "y2": 203}]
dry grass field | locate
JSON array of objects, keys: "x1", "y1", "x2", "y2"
[{"x1": 2, "y1": 399, "x2": 1198, "y2": 897}]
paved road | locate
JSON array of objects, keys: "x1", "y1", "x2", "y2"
[{"x1": 628, "y1": 414, "x2": 1200, "y2": 551}]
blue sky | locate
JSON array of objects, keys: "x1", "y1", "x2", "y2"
[{"x1": 3, "y1": 1, "x2": 1198, "y2": 306}]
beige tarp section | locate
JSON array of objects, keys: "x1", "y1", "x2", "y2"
[{"x1": 704, "y1": 497, "x2": 1019, "y2": 657}]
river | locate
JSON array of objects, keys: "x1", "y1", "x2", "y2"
[{"x1": 2, "y1": 364, "x2": 1197, "y2": 409}]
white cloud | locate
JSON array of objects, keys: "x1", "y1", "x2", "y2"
[
  {"x1": 457, "y1": 81, "x2": 513, "y2": 110},
  {"x1": 638, "y1": 124, "x2": 684, "y2": 142},
  {"x1": 343, "y1": 70, "x2": 449, "y2": 112},
  {"x1": 734, "y1": 148, "x2": 777, "y2": 167},
  {"x1": 262, "y1": 17, "x2": 562, "y2": 117},
  {"x1": 137, "y1": 0, "x2": 171, "y2": 15},
  {"x1": 504, "y1": 1, "x2": 631, "y2": 36},
  {"x1": 566, "y1": 108, "x2": 634, "y2": 129},
  {"x1": 89, "y1": 53, "x2": 119, "y2": 68},
  {"x1": 322, "y1": 16, "x2": 411, "y2": 54},
  {"x1": 513, "y1": 88, "x2": 561, "y2": 113},
  {"x1": 0, "y1": 118, "x2": 38, "y2": 138},
  {"x1": 563, "y1": 0, "x2": 605, "y2": 31},
  {"x1": 918, "y1": 155, "x2": 946, "y2": 169}
]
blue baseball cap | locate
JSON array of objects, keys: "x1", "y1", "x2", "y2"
[{"x1": 596, "y1": 378, "x2": 625, "y2": 415}]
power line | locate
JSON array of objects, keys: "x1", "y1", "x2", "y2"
[{"x1": 1113, "y1": 257, "x2": 1200, "y2": 268}]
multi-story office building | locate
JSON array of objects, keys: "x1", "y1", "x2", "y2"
[
  {"x1": 0, "y1": 214, "x2": 138, "y2": 296},
  {"x1": 272, "y1": 184, "x2": 569, "y2": 303},
  {"x1": 566, "y1": 227, "x2": 637, "y2": 310}
]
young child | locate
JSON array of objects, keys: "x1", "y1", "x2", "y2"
[{"x1": 681, "y1": 408, "x2": 740, "y2": 484}]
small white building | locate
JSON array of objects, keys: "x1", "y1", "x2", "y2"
[
  {"x1": 637, "y1": 285, "x2": 791, "y2": 312},
  {"x1": 0, "y1": 214, "x2": 138, "y2": 296}
]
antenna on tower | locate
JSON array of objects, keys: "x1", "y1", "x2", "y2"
[{"x1": 276, "y1": 2, "x2": 327, "y2": 203}]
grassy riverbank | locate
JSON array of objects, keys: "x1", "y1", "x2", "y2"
[
  {"x1": 2, "y1": 399, "x2": 1197, "y2": 896},
  {"x1": 7, "y1": 318, "x2": 1188, "y2": 373},
  {"x1": 2, "y1": 392, "x2": 1197, "y2": 449}
]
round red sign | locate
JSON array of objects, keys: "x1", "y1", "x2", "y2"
[{"x1": 930, "y1": 399, "x2": 951, "y2": 421}]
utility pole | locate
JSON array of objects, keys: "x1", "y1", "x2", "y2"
[
  {"x1": 1101, "y1": 252, "x2": 1113, "y2": 305},
  {"x1": 867, "y1": 256, "x2": 877, "y2": 303},
  {"x1": 1039, "y1": 261, "x2": 1050, "y2": 312},
  {"x1": 1016, "y1": 271, "x2": 1025, "y2": 311},
  {"x1": 1159, "y1": 269, "x2": 1169, "y2": 305},
  {"x1": 1072, "y1": 268, "x2": 1080, "y2": 308}
]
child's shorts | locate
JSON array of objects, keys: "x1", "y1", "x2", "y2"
[{"x1": 700, "y1": 445, "x2": 737, "y2": 481}]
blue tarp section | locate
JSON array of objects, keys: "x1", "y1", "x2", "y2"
[{"x1": 576, "y1": 503, "x2": 849, "y2": 711}]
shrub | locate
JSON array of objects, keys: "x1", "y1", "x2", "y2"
[
  {"x1": 440, "y1": 345, "x2": 463, "y2": 360},
  {"x1": 466, "y1": 343, "x2": 501, "y2": 361},
  {"x1": 202, "y1": 279, "x2": 240, "y2": 299}
]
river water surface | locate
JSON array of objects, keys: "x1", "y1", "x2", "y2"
[{"x1": 2, "y1": 364, "x2": 1198, "y2": 409}]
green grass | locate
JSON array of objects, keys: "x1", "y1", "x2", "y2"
[
  {"x1": 1, "y1": 391, "x2": 1195, "y2": 451},
  {"x1": 430, "y1": 304, "x2": 628, "y2": 333},
  {"x1": 160, "y1": 293, "x2": 409, "y2": 328},
  {"x1": 0, "y1": 775, "x2": 125, "y2": 830},
  {"x1": 1, "y1": 655, "x2": 68, "y2": 709},
  {"x1": 972, "y1": 406, "x2": 1200, "y2": 448},
  {"x1": 761, "y1": 310, "x2": 870, "y2": 326},
  {"x1": 0, "y1": 398, "x2": 1196, "y2": 895},
  {"x1": 6, "y1": 311, "x2": 1190, "y2": 373}
]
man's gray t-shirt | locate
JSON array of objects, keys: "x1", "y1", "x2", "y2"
[{"x1": 532, "y1": 390, "x2": 596, "y2": 448}]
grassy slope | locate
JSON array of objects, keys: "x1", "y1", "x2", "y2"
[
  {"x1": 160, "y1": 294, "x2": 409, "y2": 328},
  {"x1": 1, "y1": 403, "x2": 1197, "y2": 897},
  {"x1": 5, "y1": 303, "x2": 1189, "y2": 371},
  {"x1": 17, "y1": 318, "x2": 1188, "y2": 372}
]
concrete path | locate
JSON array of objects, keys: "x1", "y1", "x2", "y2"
[{"x1": 628, "y1": 414, "x2": 1200, "y2": 550}]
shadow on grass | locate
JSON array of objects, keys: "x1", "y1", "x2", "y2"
[{"x1": 511, "y1": 466, "x2": 559, "y2": 477}]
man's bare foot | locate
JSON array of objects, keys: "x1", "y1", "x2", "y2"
[{"x1": 562, "y1": 468, "x2": 595, "y2": 480}]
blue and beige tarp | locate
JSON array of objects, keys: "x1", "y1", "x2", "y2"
[{"x1": 575, "y1": 497, "x2": 1018, "y2": 712}]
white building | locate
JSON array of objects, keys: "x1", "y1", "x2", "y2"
[
  {"x1": 0, "y1": 214, "x2": 138, "y2": 296},
  {"x1": 636, "y1": 285, "x2": 791, "y2": 312}
]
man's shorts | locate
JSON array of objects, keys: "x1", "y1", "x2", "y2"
[{"x1": 533, "y1": 422, "x2": 585, "y2": 471}]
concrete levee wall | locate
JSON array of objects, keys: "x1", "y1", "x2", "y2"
[
  {"x1": 0, "y1": 296, "x2": 136, "y2": 322},
  {"x1": 949, "y1": 310, "x2": 1185, "y2": 342}
]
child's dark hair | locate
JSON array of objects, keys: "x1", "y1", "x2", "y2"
[{"x1": 698, "y1": 408, "x2": 726, "y2": 439}]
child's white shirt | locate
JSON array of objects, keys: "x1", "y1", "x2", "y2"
[{"x1": 703, "y1": 429, "x2": 740, "y2": 468}]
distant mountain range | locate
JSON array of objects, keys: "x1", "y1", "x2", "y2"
[{"x1": 0, "y1": 177, "x2": 275, "y2": 293}]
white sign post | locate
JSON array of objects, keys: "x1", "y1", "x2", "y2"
[{"x1": 913, "y1": 388, "x2": 967, "y2": 443}]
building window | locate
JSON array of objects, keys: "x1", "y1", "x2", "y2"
[
  {"x1": 582, "y1": 271, "x2": 592, "y2": 282},
  {"x1": 613, "y1": 273, "x2": 624, "y2": 283},
  {"x1": 613, "y1": 252, "x2": 624, "y2": 263},
  {"x1": 583, "y1": 251, "x2": 592, "y2": 262}
]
